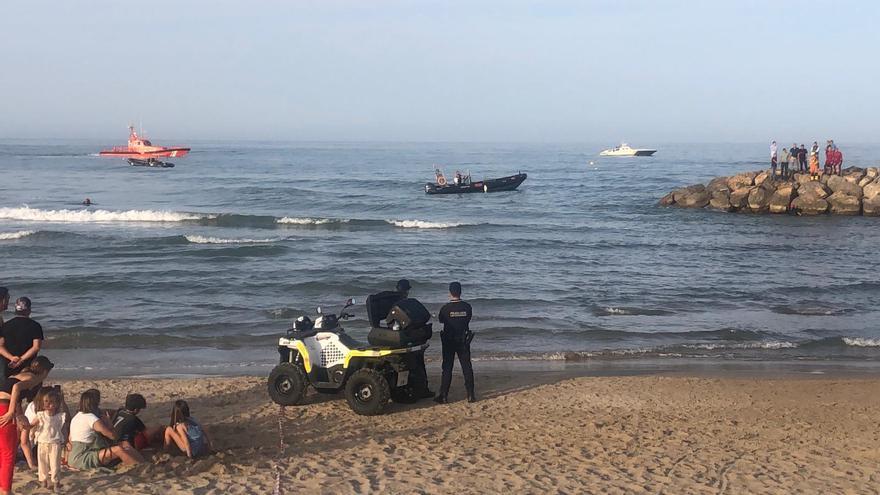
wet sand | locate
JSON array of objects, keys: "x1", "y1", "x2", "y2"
[{"x1": 14, "y1": 363, "x2": 880, "y2": 494}]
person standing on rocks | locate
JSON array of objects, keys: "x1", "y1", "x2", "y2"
[
  {"x1": 787, "y1": 144, "x2": 798, "y2": 179},
  {"x1": 824, "y1": 144, "x2": 834, "y2": 175},
  {"x1": 780, "y1": 146, "x2": 790, "y2": 179},
  {"x1": 798, "y1": 144, "x2": 808, "y2": 173},
  {"x1": 770, "y1": 141, "x2": 778, "y2": 178}
]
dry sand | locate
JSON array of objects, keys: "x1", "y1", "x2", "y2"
[{"x1": 13, "y1": 370, "x2": 880, "y2": 494}]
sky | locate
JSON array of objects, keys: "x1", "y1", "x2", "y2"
[{"x1": 2, "y1": 0, "x2": 878, "y2": 142}]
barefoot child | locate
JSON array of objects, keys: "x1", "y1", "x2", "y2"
[
  {"x1": 163, "y1": 400, "x2": 212, "y2": 458},
  {"x1": 30, "y1": 390, "x2": 65, "y2": 491}
]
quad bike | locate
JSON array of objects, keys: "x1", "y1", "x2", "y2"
[{"x1": 267, "y1": 295, "x2": 432, "y2": 416}]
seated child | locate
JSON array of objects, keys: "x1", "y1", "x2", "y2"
[
  {"x1": 163, "y1": 400, "x2": 212, "y2": 458},
  {"x1": 112, "y1": 394, "x2": 149, "y2": 450}
]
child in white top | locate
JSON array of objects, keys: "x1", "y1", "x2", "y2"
[{"x1": 29, "y1": 390, "x2": 66, "y2": 491}]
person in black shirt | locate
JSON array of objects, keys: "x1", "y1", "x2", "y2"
[
  {"x1": 0, "y1": 287, "x2": 9, "y2": 328},
  {"x1": 798, "y1": 145, "x2": 807, "y2": 173},
  {"x1": 393, "y1": 279, "x2": 434, "y2": 400},
  {"x1": 0, "y1": 297, "x2": 44, "y2": 378},
  {"x1": 113, "y1": 394, "x2": 149, "y2": 451},
  {"x1": 435, "y1": 281, "x2": 476, "y2": 404}
]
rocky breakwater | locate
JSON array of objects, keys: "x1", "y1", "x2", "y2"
[{"x1": 659, "y1": 167, "x2": 880, "y2": 216}]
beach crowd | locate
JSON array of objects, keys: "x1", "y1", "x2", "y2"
[
  {"x1": 770, "y1": 139, "x2": 844, "y2": 181},
  {"x1": 0, "y1": 287, "x2": 212, "y2": 494}
]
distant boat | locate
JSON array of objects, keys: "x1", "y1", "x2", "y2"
[
  {"x1": 127, "y1": 158, "x2": 174, "y2": 168},
  {"x1": 599, "y1": 143, "x2": 657, "y2": 157},
  {"x1": 99, "y1": 126, "x2": 190, "y2": 159},
  {"x1": 425, "y1": 168, "x2": 526, "y2": 195}
]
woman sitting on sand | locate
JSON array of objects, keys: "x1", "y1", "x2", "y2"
[
  {"x1": 68, "y1": 389, "x2": 143, "y2": 469},
  {"x1": 164, "y1": 400, "x2": 212, "y2": 458},
  {"x1": 0, "y1": 356, "x2": 55, "y2": 495}
]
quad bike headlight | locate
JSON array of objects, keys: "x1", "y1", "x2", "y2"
[{"x1": 392, "y1": 321, "x2": 401, "y2": 331}]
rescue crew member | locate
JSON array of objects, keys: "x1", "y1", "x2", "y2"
[
  {"x1": 395, "y1": 279, "x2": 434, "y2": 400},
  {"x1": 435, "y1": 281, "x2": 476, "y2": 404}
]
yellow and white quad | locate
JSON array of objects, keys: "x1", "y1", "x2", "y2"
[{"x1": 268, "y1": 298, "x2": 430, "y2": 416}]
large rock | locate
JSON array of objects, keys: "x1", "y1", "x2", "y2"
[
  {"x1": 729, "y1": 187, "x2": 752, "y2": 210},
  {"x1": 826, "y1": 175, "x2": 863, "y2": 198},
  {"x1": 706, "y1": 176, "x2": 731, "y2": 195},
  {"x1": 827, "y1": 191, "x2": 861, "y2": 215},
  {"x1": 791, "y1": 196, "x2": 829, "y2": 215},
  {"x1": 794, "y1": 173, "x2": 812, "y2": 185},
  {"x1": 672, "y1": 184, "x2": 706, "y2": 203},
  {"x1": 754, "y1": 171, "x2": 771, "y2": 186},
  {"x1": 708, "y1": 190, "x2": 732, "y2": 210},
  {"x1": 863, "y1": 195, "x2": 880, "y2": 216},
  {"x1": 768, "y1": 185, "x2": 795, "y2": 214},
  {"x1": 747, "y1": 186, "x2": 772, "y2": 212},
  {"x1": 859, "y1": 176, "x2": 874, "y2": 188},
  {"x1": 678, "y1": 190, "x2": 710, "y2": 208},
  {"x1": 844, "y1": 171, "x2": 866, "y2": 184},
  {"x1": 658, "y1": 192, "x2": 676, "y2": 206},
  {"x1": 867, "y1": 167, "x2": 879, "y2": 179},
  {"x1": 727, "y1": 172, "x2": 756, "y2": 190},
  {"x1": 863, "y1": 180, "x2": 880, "y2": 200},
  {"x1": 798, "y1": 181, "x2": 831, "y2": 199}
]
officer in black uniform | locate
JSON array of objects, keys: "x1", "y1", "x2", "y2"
[
  {"x1": 435, "y1": 281, "x2": 475, "y2": 403},
  {"x1": 395, "y1": 279, "x2": 434, "y2": 399}
]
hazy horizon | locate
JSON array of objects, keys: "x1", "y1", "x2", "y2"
[{"x1": 3, "y1": 0, "x2": 878, "y2": 143}]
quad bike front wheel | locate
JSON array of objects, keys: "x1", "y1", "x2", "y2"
[
  {"x1": 268, "y1": 363, "x2": 308, "y2": 406},
  {"x1": 344, "y1": 368, "x2": 391, "y2": 415}
]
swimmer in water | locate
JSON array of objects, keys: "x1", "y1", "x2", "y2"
[{"x1": 82, "y1": 198, "x2": 92, "y2": 206}]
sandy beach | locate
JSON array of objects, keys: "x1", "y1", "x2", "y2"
[{"x1": 12, "y1": 366, "x2": 879, "y2": 494}]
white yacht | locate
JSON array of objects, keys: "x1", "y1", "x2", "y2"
[{"x1": 599, "y1": 143, "x2": 657, "y2": 157}]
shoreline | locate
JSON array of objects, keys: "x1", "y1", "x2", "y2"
[{"x1": 48, "y1": 354, "x2": 880, "y2": 380}]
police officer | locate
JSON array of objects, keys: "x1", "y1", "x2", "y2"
[
  {"x1": 435, "y1": 281, "x2": 475, "y2": 403},
  {"x1": 394, "y1": 279, "x2": 434, "y2": 400}
]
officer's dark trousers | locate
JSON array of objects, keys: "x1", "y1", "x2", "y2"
[
  {"x1": 407, "y1": 350, "x2": 429, "y2": 394},
  {"x1": 439, "y1": 337, "x2": 474, "y2": 397}
]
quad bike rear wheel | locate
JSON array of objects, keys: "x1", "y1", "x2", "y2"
[
  {"x1": 344, "y1": 368, "x2": 391, "y2": 415},
  {"x1": 268, "y1": 362, "x2": 308, "y2": 406}
]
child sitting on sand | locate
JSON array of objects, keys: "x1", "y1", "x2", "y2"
[
  {"x1": 29, "y1": 389, "x2": 66, "y2": 491},
  {"x1": 112, "y1": 393, "x2": 151, "y2": 452},
  {"x1": 69, "y1": 389, "x2": 144, "y2": 469},
  {"x1": 163, "y1": 400, "x2": 212, "y2": 458}
]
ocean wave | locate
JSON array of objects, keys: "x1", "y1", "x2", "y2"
[
  {"x1": 184, "y1": 235, "x2": 279, "y2": 244},
  {"x1": 842, "y1": 337, "x2": 880, "y2": 347},
  {"x1": 0, "y1": 230, "x2": 36, "y2": 240},
  {"x1": 277, "y1": 217, "x2": 346, "y2": 225},
  {"x1": 771, "y1": 305, "x2": 852, "y2": 316},
  {"x1": 0, "y1": 206, "x2": 210, "y2": 223},
  {"x1": 682, "y1": 341, "x2": 798, "y2": 350},
  {"x1": 592, "y1": 306, "x2": 676, "y2": 317},
  {"x1": 387, "y1": 219, "x2": 467, "y2": 229}
]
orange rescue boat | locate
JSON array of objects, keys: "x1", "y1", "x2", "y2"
[{"x1": 99, "y1": 126, "x2": 190, "y2": 159}]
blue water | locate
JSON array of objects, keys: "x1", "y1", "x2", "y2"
[{"x1": 1, "y1": 140, "x2": 879, "y2": 375}]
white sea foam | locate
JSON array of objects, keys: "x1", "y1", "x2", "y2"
[
  {"x1": 685, "y1": 341, "x2": 797, "y2": 350},
  {"x1": 843, "y1": 337, "x2": 880, "y2": 347},
  {"x1": 184, "y1": 235, "x2": 277, "y2": 244},
  {"x1": 387, "y1": 219, "x2": 466, "y2": 229},
  {"x1": 0, "y1": 230, "x2": 36, "y2": 240},
  {"x1": 276, "y1": 217, "x2": 342, "y2": 225},
  {"x1": 0, "y1": 206, "x2": 208, "y2": 223}
]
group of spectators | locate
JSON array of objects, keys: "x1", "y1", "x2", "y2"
[
  {"x1": 0, "y1": 287, "x2": 212, "y2": 494},
  {"x1": 770, "y1": 139, "x2": 844, "y2": 181}
]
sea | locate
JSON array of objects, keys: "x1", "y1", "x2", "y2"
[{"x1": 1, "y1": 140, "x2": 879, "y2": 377}]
